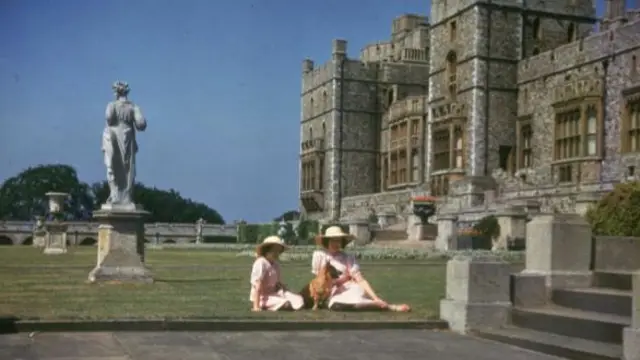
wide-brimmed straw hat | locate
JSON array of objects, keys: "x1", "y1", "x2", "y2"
[
  {"x1": 256, "y1": 235, "x2": 287, "y2": 257},
  {"x1": 314, "y1": 226, "x2": 354, "y2": 248}
]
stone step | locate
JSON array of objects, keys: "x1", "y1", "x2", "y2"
[
  {"x1": 474, "y1": 326, "x2": 622, "y2": 360},
  {"x1": 511, "y1": 305, "x2": 630, "y2": 344},
  {"x1": 592, "y1": 270, "x2": 633, "y2": 291},
  {"x1": 372, "y1": 229, "x2": 407, "y2": 241},
  {"x1": 551, "y1": 287, "x2": 632, "y2": 317}
]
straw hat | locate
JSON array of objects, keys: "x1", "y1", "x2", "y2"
[
  {"x1": 256, "y1": 235, "x2": 287, "y2": 257},
  {"x1": 315, "y1": 226, "x2": 354, "y2": 248}
]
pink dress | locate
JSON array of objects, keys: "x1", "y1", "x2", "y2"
[
  {"x1": 311, "y1": 249, "x2": 377, "y2": 309},
  {"x1": 249, "y1": 257, "x2": 304, "y2": 311}
]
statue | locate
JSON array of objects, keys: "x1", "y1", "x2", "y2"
[
  {"x1": 195, "y1": 218, "x2": 206, "y2": 243},
  {"x1": 102, "y1": 81, "x2": 147, "y2": 208}
]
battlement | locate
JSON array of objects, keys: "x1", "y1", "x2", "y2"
[
  {"x1": 518, "y1": 18, "x2": 640, "y2": 84},
  {"x1": 392, "y1": 14, "x2": 428, "y2": 39}
]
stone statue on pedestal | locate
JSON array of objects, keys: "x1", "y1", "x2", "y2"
[
  {"x1": 88, "y1": 81, "x2": 153, "y2": 284},
  {"x1": 102, "y1": 81, "x2": 147, "y2": 208}
]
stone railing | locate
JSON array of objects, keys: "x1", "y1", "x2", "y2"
[
  {"x1": 301, "y1": 138, "x2": 325, "y2": 153},
  {"x1": 399, "y1": 48, "x2": 428, "y2": 62},
  {"x1": 384, "y1": 95, "x2": 427, "y2": 124}
]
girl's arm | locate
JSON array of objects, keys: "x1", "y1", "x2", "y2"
[
  {"x1": 350, "y1": 260, "x2": 385, "y2": 303},
  {"x1": 250, "y1": 259, "x2": 266, "y2": 311},
  {"x1": 253, "y1": 281, "x2": 263, "y2": 310}
]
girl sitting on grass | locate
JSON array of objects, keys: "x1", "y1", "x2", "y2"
[
  {"x1": 311, "y1": 226, "x2": 411, "y2": 312},
  {"x1": 249, "y1": 235, "x2": 304, "y2": 312}
]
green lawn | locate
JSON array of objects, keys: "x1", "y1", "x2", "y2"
[{"x1": 0, "y1": 247, "x2": 446, "y2": 321}]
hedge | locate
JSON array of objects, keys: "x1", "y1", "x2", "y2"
[
  {"x1": 237, "y1": 220, "x2": 322, "y2": 244},
  {"x1": 586, "y1": 181, "x2": 640, "y2": 236}
]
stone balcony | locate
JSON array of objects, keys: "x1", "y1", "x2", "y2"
[
  {"x1": 301, "y1": 138, "x2": 325, "y2": 154},
  {"x1": 384, "y1": 95, "x2": 427, "y2": 125},
  {"x1": 431, "y1": 101, "x2": 466, "y2": 123}
]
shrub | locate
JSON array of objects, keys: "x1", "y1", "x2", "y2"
[
  {"x1": 586, "y1": 181, "x2": 640, "y2": 236},
  {"x1": 473, "y1": 215, "x2": 500, "y2": 241}
]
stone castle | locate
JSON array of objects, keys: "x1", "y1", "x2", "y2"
[{"x1": 299, "y1": 0, "x2": 640, "y2": 226}]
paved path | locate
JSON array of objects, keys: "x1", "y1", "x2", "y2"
[{"x1": 0, "y1": 330, "x2": 565, "y2": 360}]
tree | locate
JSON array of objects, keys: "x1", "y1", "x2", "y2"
[
  {"x1": 274, "y1": 210, "x2": 300, "y2": 222},
  {"x1": 0, "y1": 164, "x2": 93, "y2": 220},
  {"x1": 91, "y1": 181, "x2": 225, "y2": 224}
]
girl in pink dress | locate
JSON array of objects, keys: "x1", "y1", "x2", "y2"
[
  {"x1": 250, "y1": 236, "x2": 304, "y2": 312},
  {"x1": 312, "y1": 226, "x2": 411, "y2": 312}
]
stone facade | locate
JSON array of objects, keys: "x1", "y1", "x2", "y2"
[{"x1": 299, "y1": 1, "x2": 640, "y2": 224}]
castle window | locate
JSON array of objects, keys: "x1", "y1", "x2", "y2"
[
  {"x1": 309, "y1": 126, "x2": 313, "y2": 140},
  {"x1": 450, "y1": 21, "x2": 457, "y2": 42},
  {"x1": 301, "y1": 160, "x2": 316, "y2": 191},
  {"x1": 322, "y1": 91, "x2": 328, "y2": 109},
  {"x1": 411, "y1": 149, "x2": 420, "y2": 182},
  {"x1": 517, "y1": 120, "x2": 533, "y2": 169},
  {"x1": 432, "y1": 128, "x2": 451, "y2": 171},
  {"x1": 585, "y1": 105, "x2": 597, "y2": 156},
  {"x1": 454, "y1": 125, "x2": 464, "y2": 168},
  {"x1": 309, "y1": 97, "x2": 314, "y2": 117},
  {"x1": 318, "y1": 158, "x2": 324, "y2": 190},
  {"x1": 387, "y1": 87, "x2": 395, "y2": 107},
  {"x1": 430, "y1": 175, "x2": 449, "y2": 197},
  {"x1": 632, "y1": 55, "x2": 637, "y2": 79},
  {"x1": 322, "y1": 121, "x2": 326, "y2": 135},
  {"x1": 533, "y1": 18, "x2": 541, "y2": 41},
  {"x1": 554, "y1": 108, "x2": 581, "y2": 160},
  {"x1": 624, "y1": 99, "x2": 640, "y2": 153},
  {"x1": 398, "y1": 150, "x2": 408, "y2": 184},
  {"x1": 446, "y1": 52, "x2": 457, "y2": 100},
  {"x1": 567, "y1": 23, "x2": 576, "y2": 43}
]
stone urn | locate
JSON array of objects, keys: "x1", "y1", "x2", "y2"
[
  {"x1": 411, "y1": 196, "x2": 437, "y2": 224},
  {"x1": 45, "y1": 192, "x2": 69, "y2": 218}
]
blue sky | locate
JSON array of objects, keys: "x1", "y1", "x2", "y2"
[{"x1": 0, "y1": 1, "x2": 625, "y2": 222}]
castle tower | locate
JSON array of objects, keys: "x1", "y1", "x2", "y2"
[
  {"x1": 426, "y1": 0, "x2": 595, "y2": 199},
  {"x1": 299, "y1": 40, "x2": 379, "y2": 221},
  {"x1": 602, "y1": 0, "x2": 627, "y2": 30}
]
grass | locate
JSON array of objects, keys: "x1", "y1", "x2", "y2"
[{"x1": 0, "y1": 247, "x2": 446, "y2": 321}]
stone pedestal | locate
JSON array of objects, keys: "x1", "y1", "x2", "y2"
[
  {"x1": 524, "y1": 214, "x2": 592, "y2": 289},
  {"x1": 435, "y1": 214, "x2": 457, "y2": 251},
  {"x1": 494, "y1": 205, "x2": 527, "y2": 251},
  {"x1": 440, "y1": 255, "x2": 512, "y2": 334},
  {"x1": 348, "y1": 220, "x2": 371, "y2": 246},
  {"x1": 88, "y1": 208, "x2": 153, "y2": 284},
  {"x1": 376, "y1": 212, "x2": 395, "y2": 229},
  {"x1": 43, "y1": 222, "x2": 68, "y2": 254},
  {"x1": 33, "y1": 230, "x2": 46, "y2": 248},
  {"x1": 623, "y1": 271, "x2": 640, "y2": 360}
]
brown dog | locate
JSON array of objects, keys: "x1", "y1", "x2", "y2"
[{"x1": 308, "y1": 263, "x2": 333, "y2": 310}]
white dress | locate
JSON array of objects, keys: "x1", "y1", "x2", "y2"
[{"x1": 311, "y1": 249, "x2": 377, "y2": 309}]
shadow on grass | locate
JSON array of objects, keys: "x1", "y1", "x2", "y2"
[{"x1": 155, "y1": 277, "x2": 243, "y2": 283}]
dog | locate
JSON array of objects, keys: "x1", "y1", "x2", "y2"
[{"x1": 299, "y1": 262, "x2": 340, "y2": 310}]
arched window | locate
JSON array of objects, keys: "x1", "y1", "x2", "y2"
[
  {"x1": 567, "y1": 23, "x2": 576, "y2": 43},
  {"x1": 309, "y1": 98, "x2": 314, "y2": 117},
  {"x1": 447, "y1": 51, "x2": 457, "y2": 100},
  {"x1": 387, "y1": 88, "x2": 395, "y2": 107},
  {"x1": 532, "y1": 18, "x2": 541, "y2": 41},
  {"x1": 321, "y1": 121, "x2": 326, "y2": 136},
  {"x1": 322, "y1": 91, "x2": 328, "y2": 108},
  {"x1": 309, "y1": 126, "x2": 313, "y2": 140}
]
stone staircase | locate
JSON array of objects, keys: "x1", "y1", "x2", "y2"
[{"x1": 474, "y1": 270, "x2": 633, "y2": 360}]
